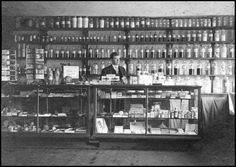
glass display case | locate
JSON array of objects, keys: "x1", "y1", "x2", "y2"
[
  {"x1": 1, "y1": 84, "x2": 90, "y2": 138},
  {"x1": 93, "y1": 85, "x2": 202, "y2": 139}
]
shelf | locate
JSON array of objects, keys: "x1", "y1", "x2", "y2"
[
  {"x1": 14, "y1": 41, "x2": 235, "y2": 45},
  {"x1": 13, "y1": 26, "x2": 235, "y2": 32}
]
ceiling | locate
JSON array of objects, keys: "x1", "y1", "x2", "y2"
[{"x1": 2, "y1": 1, "x2": 235, "y2": 17}]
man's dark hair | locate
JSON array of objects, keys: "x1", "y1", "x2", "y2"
[{"x1": 110, "y1": 52, "x2": 119, "y2": 59}]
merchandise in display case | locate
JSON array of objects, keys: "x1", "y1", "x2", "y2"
[
  {"x1": 1, "y1": 84, "x2": 90, "y2": 137},
  {"x1": 93, "y1": 85, "x2": 201, "y2": 139}
]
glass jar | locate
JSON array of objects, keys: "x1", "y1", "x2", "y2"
[
  {"x1": 202, "y1": 30, "x2": 208, "y2": 42},
  {"x1": 83, "y1": 16, "x2": 89, "y2": 28},
  {"x1": 125, "y1": 18, "x2": 130, "y2": 28},
  {"x1": 78, "y1": 16, "x2": 83, "y2": 28},
  {"x1": 130, "y1": 18, "x2": 135, "y2": 28},
  {"x1": 221, "y1": 44, "x2": 227, "y2": 58},
  {"x1": 197, "y1": 31, "x2": 202, "y2": 41},
  {"x1": 100, "y1": 18, "x2": 105, "y2": 28},
  {"x1": 135, "y1": 18, "x2": 140, "y2": 28},
  {"x1": 72, "y1": 16, "x2": 77, "y2": 28},
  {"x1": 192, "y1": 31, "x2": 197, "y2": 41}
]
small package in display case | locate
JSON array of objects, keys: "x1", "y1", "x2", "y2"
[{"x1": 96, "y1": 118, "x2": 108, "y2": 133}]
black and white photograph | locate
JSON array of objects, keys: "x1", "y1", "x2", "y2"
[{"x1": 1, "y1": 1, "x2": 235, "y2": 166}]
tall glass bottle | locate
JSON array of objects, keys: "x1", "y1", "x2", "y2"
[{"x1": 145, "y1": 47, "x2": 149, "y2": 58}]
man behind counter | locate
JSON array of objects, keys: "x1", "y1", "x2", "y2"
[{"x1": 101, "y1": 52, "x2": 128, "y2": 84}]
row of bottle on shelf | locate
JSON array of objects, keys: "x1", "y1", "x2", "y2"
[
  {"x1": 17, "y1": 16, "x2": 234, "y2": 29},
  {"x1": 14, "y1": 30, "x2": 231, "y2": 43},
  {"x1": 16, "y1": 58, "x2": 234, "y2": 77},
  {"x1": 17, "y1": 44, "x2": 233, "y2": 59}
]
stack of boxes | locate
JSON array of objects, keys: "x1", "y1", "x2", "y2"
[
  {"x1": 129, "y1": 104, "x2": 144, "y2": 118},
  {"x1": 2, "y1": 50, "x2": 17, "y2": 81}
]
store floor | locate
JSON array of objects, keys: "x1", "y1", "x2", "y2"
[{"x1": 1, "y1": 139, "x2": 234, "y2": 166}]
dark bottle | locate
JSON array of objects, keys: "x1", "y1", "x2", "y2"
[
  {"x1": 55, "y1": 47, "x2": 60, "y2": 58},
  {"x1": 162, "y1": 33, "x2": 167, "y2": 42},
  {"x1": 61, "y1": 16, "x2": 66, "y2": 28},
  {"x1": 168, "y1": 34, "x2": 172, "y2": 42},
  {"x1": 166, "y1": 61, "x2": 172, "y2": 75},
  {"x1": 181, "y1": 33, "x2": 186, "y2": 42},
  {"x1": 135, "y1": 34, "x2": 140, "y2": 42},
  {"x1": 65, "y1": 47, "x2": 70, "y2": 59},
  {"x1": 78, "y1": 49, "x2": 82, "y2": 58},
  {"x1": 167, "y1": 48, "x2": 173, "y2": 59},
  {"x1": 179, "y1": 47, "x2": 184, "y2": 58},
  {"x1": 40, "y1": 17, "x2": 46, "y2": 28},
  {"x1": 72, "y1": 48, "x2": 77, "y2": 59},
  {"x1": 173, "y1": 48, "x2": 179, "y2": 58},
  {"x1": 149, "y1": 33, "x2": 153, "y2": 42},
  {"x1": 145, "y1": 47, "x2": 149, "y2": 58},
  {"x1": 150, "y1": 47, "x2": 155, "y2": 58},
  {"x1": 89, "y1": 18, "x2": 94, "y2": 28},
  {"x1": 189, "y1": 63, "x2": 194, "y2": 75},
  {"x1": 158, "y1": 33, "x2": 162, "y2": 42},
  {"x1": 48, "y1": 17, "x2": 54, "y2": 29},
  {"x1": 118, "y1": 33, "x2": 122, "y2": 42},
  {"x1": 60, "y1": 47, "x2": 65, "y2": 58},
  {"x1": 95, "y1": 18, "x2": 99, "y2": 28},
  {"x1": 127, "y1": 32, "x2": 131, "y2": 42},
  {"x1": 140, "y1": 34, "x2": 144, "y2": 42},
  {"x1": 162, "y1": 48, "x2": 167, "y2": 58},
  {"x1": 66, "y1": 16, "x2": 72, "y2": 28},
  {"x1": 154, "y1": 33, "x2": 158, "y2": 42},
  {"x1": 173, "y1": 62, "x2": 179, "y2": 75},
  {"x1": 88, "y1": 47, "x2": 93, "y2": 58},
  {"x1": 145, "y1": 33, "x2": 149, "y2": 42},
  {"x1": 131, "y1": 34, "x2": 136, "y2": 42},
  {"x1": 55, "y1": 16, "x2": 60, "y2": 29},
  {"x1": 104, "y1": 18, "x2": 109, "y2": 28}
]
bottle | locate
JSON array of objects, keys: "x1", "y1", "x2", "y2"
[
  {"x1": 189, "y1": 61, "x2": 194, "y2": 75},
  {"x1": 55, "y1": 16, "x2": 60, "y2": 28},
  {"x1": 200, "y1": 45, "x2": 206, "y2": 58},
  {"x1": 205, "y1": 62, "x2": 211, "y2": 75},
  {"x1": 193, "y1": 45, "x2": 199, "y2": 58},
  {"x1": 135, "y1": 18, "x2": 140, "y2": 28},
  {"x1": 128, "y1": 48, "x2": 132, "y2": 58},
  {"x1": 145, "y1": 47, "x2": 149, "y2": 58},
  {"x1": 106, "y1": 48, "x2": 110, "y2": 58},
  {"x1": 89, "y1": 18, "x2": 94, "y2": 28},
  {"x1": 212, "y1": 17, "x2": 217, "y2": 27},
  {"x1": 120, "y1": 18, "x2": 125, "y2": 28},
  {"x1": 78, "y1": 49, "x2": 82, "y2": 58},
  {"x1": 72, "y1": 48, "x2": 76, "y2": 59},
  {"x1": 181, "y1": 61, "x2": 187, "y2": 75},
  {"x1": 88, "y1": 47, "x2": 93, "y2": 58},
  {"x1": 196, "y1": 62, "x2": 202, "y2": 75},
  {"x1": 186, "y1": 45, "x2": 192, "y2": 58},
  {"x1": 141, "y1": 18, "x2": 145, "y2": 28},
  {"x1": 221, "y1": 30, "x2": 226, "y2": 41},
  {"x1": 212, "y1": 61, "x2": 217, "y2": 75},
  {"x1": 197, "y1": 30, "x2": 202, "y2": 41},
  {"x1": 60, "y1": 47, "x2": 65, "y2": 58},
  {"x1": 202, "y1": 30, "x2": 208, "y2": 42},
  {"x1": 214, "y1": 44, "x2": 221, "y2": 58},
  {"x1": 221, "y1": 61, "x2": 226, "y2": 75},
  {"x1": 173, "y1": 61, "x2": 179, "y2": 75},
  {"x1": 208, "y1": 30, "x2": 213, "y2": 42},
  {"x1": 72, "y1": 16, "x2": 77, "y2": 28},
  {"x1": 146, "y1": 18, "x2": 150, "y2": 28},
  {"x1": 187, "y1": 31, "x2": 191, "y2": 41},
  {"x1": 115, "y1": 17, "x2": 120, "y2": 28},
  {"x1": 78, "y1": 16, "x2": 83, "y2": 28},
  {"x1": 158, "y1": 63, "x2": 164, "y2": 75},
  {"x1": 122, "y1": 46, "x2": 126, "y2": 58},
  {"x1": 156, "y1": 48, "x2": 161, "y2": 58},
  {"x1": 215, "y1": 30, "x2": 220, "y2": 41},
  {"x1": 167, "y1": 48, "x2": 173, "y2": 59},
  {"x1": 60, "y1": 16, "x2": 66, "y2": 29},
  {"x1": 166, "y1": 61, "x2": 172, "y2": 75},
  {"x1": 173, "y1": 47, "x2": 179, "y2": 58},
  {"x1": 55, "y1": 47, "x2": 60, "y2": 58},
  {"x1": 100, "y1": 17, "x2": 105, "y2": 28},
  {"x1": 140, "y1": 47, "x2": 144, "y2": 58},
  {"x1": 110, "y1": 18, "x2": 114, "y2": 28},
  {"x1": 40, "y1": 17, "x2": 46, "y2": 28},
  {"x1": 227, "y1": 62, "x2": 233, "y2": 75},
  {"x1": 179, "y1": 47, "x2": 184, "y2": 58},
  {"x1": 134, "y1": 48, "x2": 138, "y2": 58},
  {"x1": 101, "y1": 47, "x2": 105, "y2": 58},
  {"x1": 125, "y1": 17, "x2": 130, "y2": 28},
  {"x1": 221, "y1": 44, "x2": 227, "y2": 58},
  {"x1": 145, "y1": 33, "x2": 149, "y2": 42},
  {"x1": 229, "y1": 44, "x2": 234, "y2": 58},
  {"x1": 162, "y1": 47, "x2": 167, "y2": 59},
  {"x1": 131, "y1": 34, "x2": 136, "y2": 42},
  {"x1": 65, "y1": 47, "x2": 70, "y2": 59},
  {"x1": 140, "y1": 33, "x2": 144, "y2": 42},
  {"x1": 83, "y1": 16, "x2": 89, "y2": 28},
  {"x1": 150, "y1": 47, "x2": 155, "y2": 58},
  {"x1": 206, "y1": 45, "x2": 212, "y2": 58}
]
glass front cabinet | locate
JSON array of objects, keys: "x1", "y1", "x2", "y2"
[{"x1": 93, "y1": 85, "x2": 202, "y2": 139}]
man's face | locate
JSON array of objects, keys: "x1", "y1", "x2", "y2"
[{"x1": 112, "y1": 55, "x2": 120, "y2": 65}]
